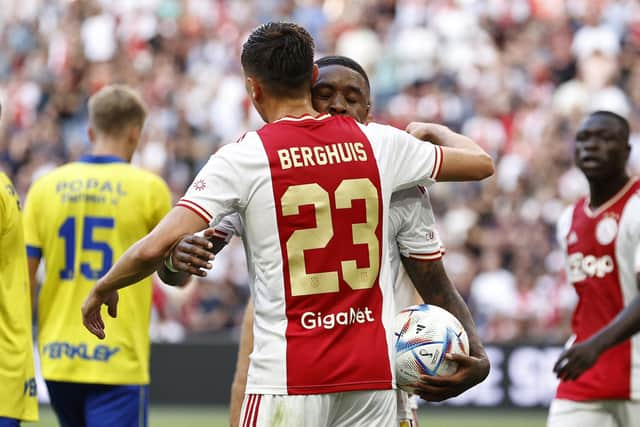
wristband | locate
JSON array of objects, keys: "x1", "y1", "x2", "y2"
[{"x1": 164, "y1": 256, "x2": 179, "y2": 273}]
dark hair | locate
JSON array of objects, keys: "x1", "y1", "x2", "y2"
[
  {"x1": 241, "y1": 22, "x2": 315, "y2": 97},
  {"x1": 589, "y1": 110, "x2": 630, "y2": 141},
  {"x1": 315, "y1": 55, "x2": 370, "y2": 91}
]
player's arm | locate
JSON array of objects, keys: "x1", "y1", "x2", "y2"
[
  {"x1": 82, "y1": 206, "x2": 210, "y2": 338},
  {"x1": 402, "y1": 257, "x2": 490, "y2": 401},
  {"x1": 157, "y1": 217, "x2": 238, "y2": 285},
  {"x1": 406, "y1": 122, "x2": 494, "y2": 182},
  {"x1": 22, "y1": 183, "x2": 42, "y2": 312},
  {"x1": 554, "y1": 273, "x2": 640, "y2": 381},
  {"x1": 230, "y1": 298, "x2": 254, "y2": 427}
]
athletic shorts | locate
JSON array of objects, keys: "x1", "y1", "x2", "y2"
[
  {"x1": 46, "y1": 380, "x2": 148, "y2": 427},
  {"x1": 547, "y1": 398, "x2": 640, "y2": 427},
  {"x1": 239, "y1": 390, "x2": 397, "y2": 427},
  {"x1": 0, "y1": 418, "x2": 20, "y2": 427}
]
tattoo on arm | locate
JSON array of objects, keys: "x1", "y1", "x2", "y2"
[{"x1": 401, "y1": 256, "x2": 486, "y2": 359}]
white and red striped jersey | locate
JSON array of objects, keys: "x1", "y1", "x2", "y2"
[
  {"x1": 556, "y1": 178, "x2": 640, "y2": 401},
  {"x1": 214, "y1": 187, "x2": 444, "y2": 313},
  {"x1": 388, "y1": 186, "x2": 444, "y2": 310},
  {"x1": 178, "y1": 114, "x2": 441, "y2": 395}
]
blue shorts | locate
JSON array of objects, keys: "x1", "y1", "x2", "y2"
[
  {"x1": 46, "y1": 381, "x2": 148, "y2": 427},
  {"x1": 0, "y1": 418, "x2": 20, "y2": 427}
]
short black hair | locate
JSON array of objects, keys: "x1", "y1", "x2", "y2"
[
  {"x1": 241, "y1": 22, "x2": 315, "y2": 97},
  {"x1": 589, "y1": 110, "x2": 630, "y2": 141},
  {"x1": 315, "y1": 55, "x2": 370, "y2": 91}
]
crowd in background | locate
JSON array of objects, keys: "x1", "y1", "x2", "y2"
[{"x1": 2, "y1": 0, "x2": 640, "y2": 344}]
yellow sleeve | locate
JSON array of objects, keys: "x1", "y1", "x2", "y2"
[
  {"x1": 146, "y1": 174, "x2": 172, "y2": 230},
  {"x1": 0, "y1": 182, "x2": 7, "y2": 236},
  {"x1": 23, "y1": 181, "x2": 43, "y2": 258}
]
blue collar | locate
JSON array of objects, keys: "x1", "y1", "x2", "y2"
[{"x1": 78, "y1": 154, "x2": 127, "y2": 164}]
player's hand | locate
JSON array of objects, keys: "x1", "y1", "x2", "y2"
[
  {"x1": 81, "y1": 288, "x2": 119, "y2": 340},
  {"x1": 169, "y1": 230, "x2": 216, "y2": 276},
  {"x1": 405, "y1": 122, "x2": 450, "y2": 145},
  {"x1": 412, "y1": 353, "x2": 490, "y2": 402},
  {"x1": 553, "y1": 339, "x2": 603, "y2": 381}
]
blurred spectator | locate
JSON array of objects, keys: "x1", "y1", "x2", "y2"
[{"x1": 3, "y1": 0, "x2": 640, "y2": 344}]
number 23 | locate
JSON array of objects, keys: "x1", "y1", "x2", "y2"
[{"x1": 281, "y1": 178, "x2": 380, "y2": 296}]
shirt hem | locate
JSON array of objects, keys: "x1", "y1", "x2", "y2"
[{"x1": 246, "y1": 380, "x2": 393, "y2": 395}]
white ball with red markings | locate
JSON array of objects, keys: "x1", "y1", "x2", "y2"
[{"x1": 394, "y1": 304, "x2": 469, "y2": 392}]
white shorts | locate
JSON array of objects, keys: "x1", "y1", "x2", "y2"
[
  {"x1": 239, "y1": 390, "x2": 397, "y2": 427},
  {"x1": 547, "y1": 398, "x2": 640, "y2": 427}
]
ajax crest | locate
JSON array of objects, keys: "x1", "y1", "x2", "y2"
[{"x1": 595, "y1": 216, "x2": 617, "y2": 246}]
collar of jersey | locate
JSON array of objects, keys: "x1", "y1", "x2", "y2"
[
  {"x1": 78, "y1": 154, "x2": 127, "y2": 164},
  {"x1": 273, "y1": 113, "x2": 331, "y2": 124},
  {"x1": 583, "y1": 177, "x2": 638, "y2": 218}
]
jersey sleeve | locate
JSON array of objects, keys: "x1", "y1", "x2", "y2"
[
  {"x1": 634, "y1": 242, "x2": 640, "y2": 274},
  {"x1": 365, "y1": 123, "x2": 441, "y2": 192},
  {"x1": 0, "y1": 180, "x2": 7, "y2": 236},
  {"x1": 146, "y1": 174, "x2": 172, "y2": 230},
  {"x1": 556, "y1": 205, "x2": 575, "y2": 253},
  {"x1": 23, "y1": 180, "x2": 43, "y2": 258},
  {"x1": 214, "y1": 213, "x2": 243, "y2": 242},
  {"x1": 176, "y1": 144, "x2": 246, "y2": 226},
  {"x1": 392, "y1": 187, "x2": 444, "y2": 261}
]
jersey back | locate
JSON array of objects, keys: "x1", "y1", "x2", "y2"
[
  {"x1": 557, "y1": 178, "x2": 640, "y2": 400},
  {"x1": 0, "y1": 172, "x2": 37, "y2": 421},
  {"x1": 179, "y1": 114, "x2": 440, "y2": 395},
  {"x1": 23, "y1": 156, "x2": 171, "y2": 385}
]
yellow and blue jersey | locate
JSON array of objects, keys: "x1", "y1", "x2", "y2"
[
  {"x1": 23, "y1": 155, "x2": 171, "y2": 385},
  {"x1": 0, "y1": 172, "x2": 38, "y2": 421}
]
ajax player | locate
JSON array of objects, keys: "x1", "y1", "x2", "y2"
[
  {"x1": 161, "y1": 55, "x2": 490, "y2": 427},
  {"x1": 82, "y1": 23, "x2": 493, "y2": 427},
  {"x1": 24, "y1": 86, "x2": 171, "y2": 427},
  {"x1": 0, "y1": 104, "x2": 38, "y2": 425},
  {"x1": 549, "y1": 111, "x2": 640, "y2": 427}
]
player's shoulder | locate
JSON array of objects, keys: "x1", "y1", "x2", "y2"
[{"x1": 556, "y1": 204, "x2": 576, "y2": 242}]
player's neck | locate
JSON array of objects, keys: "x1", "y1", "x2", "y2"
[
  {"x1": 588, "y1": 173, "x2": 630, "y2": 209},
  {"x1": 262, "y1": 96, "x2": 318, "y2": 123},
  {"x1": 91, "y1": 140, "x2": 133, "y2": 163}
]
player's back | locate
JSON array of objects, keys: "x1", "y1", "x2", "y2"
[
  {"x1": 180, "y1": 114, "x2": 439, "y2": 395},
  {"x1": 0, "y1": 172, "x2": 38, "y2": 421},
  {"x1": 24, "y1": 155, "x2": 171, "y2": 384}
]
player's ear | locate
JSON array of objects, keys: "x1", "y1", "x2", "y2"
[
  {"x1": 128, "y1": 125, "x2": 141, "y2": 145},
  {"x1": 311, "y1": 64, "x2": 319, "y2": 86},
  {"x1": 246, "y1": 77, "x2": 261, "y2": 102}
]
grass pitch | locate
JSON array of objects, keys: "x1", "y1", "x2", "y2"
[{"x1": 32, "y1": 405, "x2": 547, "y2": 426}]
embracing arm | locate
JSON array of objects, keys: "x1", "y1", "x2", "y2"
[
  {"x1": 406, "y1": 122, "x2": 494, "y2": 182},
  {"x1": 402, "y1": 256, "x2": 490, "y2": 401},
  {"x1": 554, "y1": 275, "x2": 640, "y2": 381}
]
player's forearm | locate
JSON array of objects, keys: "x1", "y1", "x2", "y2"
[
  {"x1": 27, "y1": 256, "x2": 40, "y2": 315},
  {"x1": 157, "y1": 263, "x2": 191, "y2": 287},
  {"x1": 93, "y1": 238, "x2": 167, "y2": 295},
  {"x1": 402, "y1": 258, "x2": 487, "y2": 360},
  {"x1": 406, "y1": 122, "x2": 494, "y2": 181},
  {"x1": 588, "y1": 295, "x2": 640, "y2": 353}
]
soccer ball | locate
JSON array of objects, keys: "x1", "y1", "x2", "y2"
[{"x1": 394, "y1": 304, "x2": 469, "y2": 392}]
